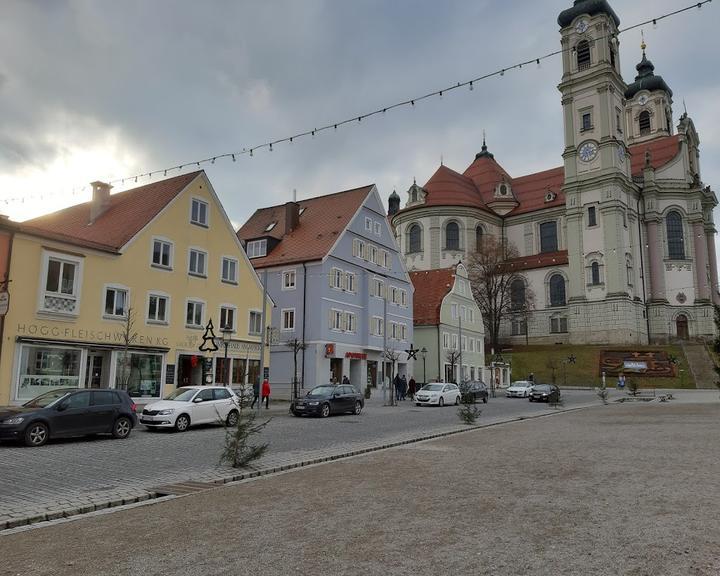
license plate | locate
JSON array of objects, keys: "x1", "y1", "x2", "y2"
[
  {"x1": 140, "y1": 418, "x2": 154, "y2": 423},
  {"x1": 295, "y1": 405, "x2": 304, "y2": 410}
]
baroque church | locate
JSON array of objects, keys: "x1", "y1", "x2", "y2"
[{"x1": 389, "y1": 0, "x2": 718, "y2": 346}]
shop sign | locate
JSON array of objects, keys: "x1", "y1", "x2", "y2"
[
  {"x1": 345, "y1": 352, "x2": 367, "y2": 360},
  {"x1": 325, "y1": 343, "x2": 335, "y2": 357},
  {"x1": 165, "y1": 364, "x2": 176, "y2": 385},
  {"x1": 0, "y1": 291, "x2": 9, "y2": 316}
]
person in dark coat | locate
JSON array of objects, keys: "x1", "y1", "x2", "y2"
[
  {"x1": 250, "y1": 380, "x2": 260, "y2": 408},
  {"x1": 400, "y1": 374, "x2": 408, "y2": 400},
  {"x1": 408, "y1": 376, "x2": 417, "y2": 400},
  {"x1": 393, "y1": 374, "x2": 401, "y2": 402}
]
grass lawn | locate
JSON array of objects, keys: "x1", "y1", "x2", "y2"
[{"x1": 503, "y1": 345, "x2": 695, "y2": 389}]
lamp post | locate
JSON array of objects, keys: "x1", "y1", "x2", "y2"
[
  {"x1": 221, "y1": 328, "x2": 232, "y2": 387},
  {"x1": 420, "y1": 347, "x2": 427, "y2": 384}
]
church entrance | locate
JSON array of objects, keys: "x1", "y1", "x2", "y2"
[{"x1": 676, "y1": 315, "x2": 689, "y2": 340}]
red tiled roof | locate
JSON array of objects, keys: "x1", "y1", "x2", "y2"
[
  {"x1": 20, "y1": 172, "x2": 201, "y2": 252},
  {"x1": 629, "y1": 134, "x2": 680, "y2": 176},
  {"x1": 237, "y1": 185, "x2": 374, "y2": 268},
  {"x1": 410, "y1": 268, "x2": 455, "y2": 326},
  {"x1": 505, "y1": 250, "x2": 569, "y2": 272},
  {"x1": 396, "y1": 135, "x2": 681, "y2": 220}
]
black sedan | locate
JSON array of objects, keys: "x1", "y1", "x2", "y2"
[
  {"x1": 0, "y1": 388, "x2": 138, "y2": 447},
  {"x1": 460, "y1": 381, "x2": 489, "y2": 403},
  {"x1": 528, "y1": 384, "x2": 561, "y2": 403},
  {"x1": 291, "y1": 384, "x2": 364, "y2": 418}
]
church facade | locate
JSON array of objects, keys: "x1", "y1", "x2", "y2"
[{"x1": 390, "y1": 0, "x2": 719, "y2": 346}]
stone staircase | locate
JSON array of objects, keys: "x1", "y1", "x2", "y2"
[{"x1": 681, "y1": 342, "x2": 718, "y2": 389}]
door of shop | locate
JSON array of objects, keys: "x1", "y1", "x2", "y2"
[
  {"x1": 85, "y1": 353, "x2": 105, "y2": 389},
  {"x1": 177, "y1": 355, "x2": 203, "y2": 386},
  {"x1": 330, "y1": 358, "x2": 343, "y2": 383}
]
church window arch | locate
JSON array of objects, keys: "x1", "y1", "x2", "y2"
[
  {"x1": 445, "y1": 221, "x2": 461, "y2": 251},
  {"x1": 510, "y1": 278, "x2": 526, "y2": 311},
  {"x1": 549, "y1": 274, "x2": 567, "y2": 307},
  {"x1": 639, "y1": 110, "x2": 651, "y2": 135},
  {"x1": 666, "y1": 210, "x2": 685, "y2": 259},
  {"x1": 407, "y1": 223, "x2": 422, "y2": 254},
  {"x1": 539, "y1": 221, "x2": 559, "y2": 253},
  {"x1": 475, "y1": 225, "x2": 484, "y2": 252},
  {"x1": 590, "y1": 262, "x2": 600, "y2": 285},
  {"x1": 576, "y1": 40, "x2": 591, "y2": 70}
]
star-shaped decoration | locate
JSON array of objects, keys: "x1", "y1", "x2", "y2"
[
  {"x1": 567, "y1": 355, "x2": 576, "y2": 364},
  {"x1": 405, "y1": 345, "x2": 419, "y2": 360}
]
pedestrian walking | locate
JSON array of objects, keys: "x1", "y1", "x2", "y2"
[
  {"x1": 261, "y1": 378, "x2": 271, "y2": 409},
  {"x1": 250, "y1": 380, "x2": 260, "y2": 408},
  {"x1": 393, "y1": 374, "x2": 401, "y2": 402},
  {"x1": 400, "y1": 374, "x2": 408, "y2": 400},
  {"x1": 342, "y1": 375, "x2": 350, "y2": 385},
  {"x1": 408, "y1": 376, "x2": 416, "y2": 400},
  {"x1": 617, "y1": 373, "x2": 626, "y2": 390}
]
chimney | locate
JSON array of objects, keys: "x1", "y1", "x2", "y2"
[
  {"x1": 89, "y1": 181, "x2": 112, "y2": 224},
  {"x1": 284, "y1": 201, "x2": 300, "y2": 235}
]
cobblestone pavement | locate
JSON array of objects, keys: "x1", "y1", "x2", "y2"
[{"x1": 1, "y1": 388, "x2": 701, "y2": 530}]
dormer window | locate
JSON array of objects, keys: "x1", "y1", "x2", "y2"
[
  {"x1": 576, "y1": 40, "x2": 591, "y2": 70},
  {"x1": 246, "y1": 239, "x2": 267, "y2": 259},
  {"x1": 190, "y1": 198, "x2": 208, "y2": 227},
  {"x1": 264, "y1": 222, "x2": 277, "y2": 232},
  {"x1": 639, "y1": 111, "x2": 651, "y2": 135},
  {"x1": 499, "y1": 184, "x2": 508, "y2": 196},
  {"x1": 411, "y1": 189, "x2": 418, "y2": 203}
]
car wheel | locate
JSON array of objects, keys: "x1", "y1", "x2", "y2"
[
  {"x1": 24, "y1": 422, "x2": 49, "y2": 447},
  {"x1": 454, "y1": 395, "x2": 460, "y2": 405},
  {"x1": 529, "y1": 397, "x2": 533, "y2": 402},
  {"x1": 438, "y1": 397, "x2": 445, "y2": 407},
  {"x1": 226, "y1": 410, "x2": 239, "y2": 427},
  {"x1": 483, "y1": 397, "x2": 488, "y2": 404},
  {"x1": 353, "y1": 401, "x2": 363, "y2": 415},
  {"x1": 112, "y1": 416, "x2": 132, "y2": 439},
  {"x1": 291, "y1": 409, "x2": 301, "y2": 417},
  {"x1": 174, "y1": 414, "x2": 191, "y2": 432},
  {"x1": 320, "y1": 403, "x2": 331, "y2": 418}
]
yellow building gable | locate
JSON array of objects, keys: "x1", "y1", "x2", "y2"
[{"x1": 0, "y1": 172, "x2": 269, "y2": 405}]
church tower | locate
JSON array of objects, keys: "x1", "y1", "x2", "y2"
[{"x1": 558, "y1": 0, "x2": 646, "y2": 343}]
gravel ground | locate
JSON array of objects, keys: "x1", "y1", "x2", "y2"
[{"x1": 1, "y1": 402, "x2": 719, "y2": 576}]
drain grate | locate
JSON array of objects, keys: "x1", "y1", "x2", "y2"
[{"x1": 150, "y1": 481, "x2": 219, "y2": 496}]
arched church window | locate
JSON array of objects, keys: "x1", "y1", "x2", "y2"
[
  {"x1": 510, "y1": 279, "x2": 526, "y2": 311},
  {"x1": 591, "y1": 262, "x2": 600, "y2": 285},
  {"x1": 639, "y1": 111, "x2": 651, "y2": 136},
  {"x1": 408, "y1": 224, "x2": 422, "y2": 254},
  {"x1": 576, "y1": 40, "x2": 591, "y2": 70},
  {"x1": 475, "y1": 226, "x2": 483, "y2": 252},
  {"x1": 411, "y1": 189, "x2": 417, "y2": 203},
  {"x1": 550, "y1": 274, "x2": 566, "y2": 307},
  {"x1": 666, "y1": 211, "x2": 685, "y2": 259},
  {"x1": 609, "y1": 41, "x2": 616, "y2": 68},
  {"x1": 445, "y1": 222, "x2": 460, "y2": 251}
]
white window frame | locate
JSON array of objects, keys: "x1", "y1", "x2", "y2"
[
  {"x1": 345, "y1": 312, "x2": 356, "y2": 334},
  {"x1": 400, "y1": 289, "x2": 407, "y2": 307},
  {"x1": 185, "y1": 299, "x2": 205, "y2": 329},
  {"x1": 330, "y1": 267, "x2": 343, "y2": 290},
  {"x1": 330, "y1": 308, "x2": 343, "y2": 331},
  {"x1": 365, "y1": 217, "x2": 373, "y2": 231},
  {"x1": 248, "y1": 310, "x2": 262, "y2": 335},
  {"x1": 188, "y1": 248, "x2": 208, "y2": 278},
  {"x1": 372, "y1": 316, "x2": 384, "y2": 336},
  {"x1": 282, "y1": 269, "x2": 297, "y2": 290},
  {"x1": 147, "y1": 292, "x2": 170, "y2": 325},
  {"x1": 443, "y1": 332, "x2": 450, "y2": 349},
  {"x1": 151, "y1": 237, "x2": 173, "y2": 270},
  {"x1": 374, "y1": 221, "x2": 382, "y2": 236},
  {"x1": 39, "y1": 250, "x2": 84, "y2": 316},
  {"x1": 451, "y1": 303, "x2": 458, "y2": 319},
  {"x1": 190, "y1": 197, "x2": 209, "y2": 227},
  {"x1": 469, "y1": 338, "x2": 475, "y2": 352},
  {"x1": 221, "y1": 256, "x2": 238, "y2": 284},
  {"x1": 246, "y1": 239, "x2": 267, "y2": 259},
  {"x1": 346, "y1": 271, "x2": 356, "y2": 294},
  {"x1": 461, "y1": 336, "x2": 467, "y2": 351},
  {"x1": 281, "y1": 308, "x2": 296, "y2": 332},
  {"x1": 372, "y1": 277, "x2": 385, "y2": 299},
  {"x1": 219, "y1": 305, "x2": 237, "y2": 332},
  {"x1": 102, "y1": 284, "x2": 129, "y2": 320},
  {"x1": 452, "y1": 334, "x2": 458, "y2": 350},
  {"x1": 401, "y1": 324, "x2": 407, "y2": 341}
]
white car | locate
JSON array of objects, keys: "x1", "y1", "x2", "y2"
[
  {"x1": 506, "y1": 381, "x2": 534, "y2": 398},
  {"x1": 415, "y1": 383, "x2": 461, "y2": 407},
  {"x1": 140, "y1": 386, "x2": 239, "y2": 431}
]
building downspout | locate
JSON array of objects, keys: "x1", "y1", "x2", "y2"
[
  {"x1": 301, "y1": 262, "x2": 307, "y2": 391},
  {"x1": 637, "y1": 195, "x2": 651, "y2": 343}
]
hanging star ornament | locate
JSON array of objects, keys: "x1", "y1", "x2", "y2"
[
  {"x1": 405, "y1": 345, "x2": 419, "y2": 360},
  {"x1": 199, "y1": 319, "x2": 219, "y2": 352}
]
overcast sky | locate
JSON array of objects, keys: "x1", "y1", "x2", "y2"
[{"x1": 1, "y1": 0, "x2": 718, "y2": 234}]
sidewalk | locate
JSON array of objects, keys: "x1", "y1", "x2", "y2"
[{"x1": 2, "y1": 402, "x2": 719, "y2": 576}]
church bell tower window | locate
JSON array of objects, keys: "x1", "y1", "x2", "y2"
[
  {"x1": 576, "y1": 40, "x2": 591, "y2": 70},
  {"x1": 639, "y1": 111, "x2": 651, "y2": 136}
]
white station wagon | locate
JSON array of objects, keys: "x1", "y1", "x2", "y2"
[{"x1": 140, "y1": 386, "x2": 239, "y2": 431}]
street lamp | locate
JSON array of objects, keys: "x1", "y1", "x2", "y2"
[
  {"x1": 221, "y1": 328, "x2": 232, "y2": 387},
  {"x1": 420, "y1": 347, "x2": 427, "y2": 384}
]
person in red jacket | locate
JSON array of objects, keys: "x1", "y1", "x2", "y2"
[{"x1": 261, "y1": 378, "x2": 271, "y2": 409}]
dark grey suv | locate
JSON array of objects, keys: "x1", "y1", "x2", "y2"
[{"x1": 0, "y1": 388, "x2": 138, "y2": 447}]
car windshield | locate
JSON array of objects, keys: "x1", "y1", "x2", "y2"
[
  {"x1": 22, "y1": 389, "x2": 73, "y2": 408},
  {"x1": 534, "y1": 385, "x2": 551, "y2": 391},
  {"x1": 421, "y1": 384, "x2": 444, "y2": 391},
  {"x1": 164, "y1": 388, "x2": 198, "y2": 402},
  {"x1": 512, "y1": 382, "x2": 530, "y2": 387},
  {"x1": 307, "y1": 386, "x2": 335, "y2": 397}
]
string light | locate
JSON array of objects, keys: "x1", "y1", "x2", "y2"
[{"x1": 0, "y1": 1, "x2": 713, "y2": 207}]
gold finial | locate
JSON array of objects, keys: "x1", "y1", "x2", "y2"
[{"x1": 641, "y1": 30, "x2": 646, "y2": 54}]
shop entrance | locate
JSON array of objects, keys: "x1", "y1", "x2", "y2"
[
  {"x1": 85, "y1": 352, "x2": 106, "y2": 389},
  {"x1": 367, "y1": 361, "x2": 377, "y2": 388},
  {"x1": 330, "y1": 358, "x2": 343, "y2": 384},
  {"x1": 177, "y1": 354, "x2": 204, "y2": 386}
]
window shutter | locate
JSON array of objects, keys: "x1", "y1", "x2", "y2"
[
  {"x1": 341, "y1": 272, "x2": 347, "y2": 291},
  {"x1": 328, "y1": 270, "x2": 334, "y2": 288}
]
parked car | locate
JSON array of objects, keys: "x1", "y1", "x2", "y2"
[
  {"x1": 140, "y1": 386, "x2": 239, "y2": 431},
  {"x1": 291, "y1": 385, "x2": 363, "y2": 417},
  {"x1": 460, "y1": 381, "x2": 489, "y2": 403},
  {"x1": 0, "y1": 388, "x2": 137, "y2": 447},
  {"x1": 415, "y1": 383, "x2": 461, "y2": 407},
  {"x1": 506, "y1": 380, "x2": 535, "y2": 398},
  {"x1": 529, "y1": 384, "x2": 561, "y2": 403}
]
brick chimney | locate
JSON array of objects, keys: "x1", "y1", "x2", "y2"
[
  {"x1": 89, "y1": 181, "x2": 112, "y2": 224},
  {"x1": 284, "y1": 201, "x2": 300, "y2": 235}
]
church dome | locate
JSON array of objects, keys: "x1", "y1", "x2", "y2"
[
  {"x1": 558, "y1": 0, "x2": 620, "y2": 28},
  {"x1": 624, "y1": 52, "x2": 673, "y2": 99}
]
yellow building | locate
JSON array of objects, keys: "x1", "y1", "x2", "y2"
[{"x1": 0, "y1": 171, "x2": 269, "y2": 405}]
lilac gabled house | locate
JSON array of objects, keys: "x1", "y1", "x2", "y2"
[{"x1": 238, "y1": 185, "x2": 414, "y2": 399}]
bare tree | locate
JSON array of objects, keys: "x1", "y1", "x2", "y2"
[
  {"x1": 383, "y1": 348, "x2": 401, "y2": 405},
  {"x1": 466, "y1": 236, "x2": 533, "y2": 350},
  {"x1": 285, "y1": 338, "x2": 307, "y2": 401},
  {"x1": 117, "y1": 307, "x2": 138, "y2": 391},
  {"x1": 445, "y1": 349, "x2": 461, "y2": 383}
]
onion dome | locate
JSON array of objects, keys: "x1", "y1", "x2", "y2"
[
  {"x1": 558, "y1": 0, "x2": 620, "y2": 28},
  {"x1": 624, "y1": 45, "x2": 673, "y2": 100}
]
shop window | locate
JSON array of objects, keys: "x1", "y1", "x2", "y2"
[
  {"x1": 115, "y1": 352, "x2": 162, "y2": 398},
  {"x1": 16, "y1": 345, "x2": 81, "y2": 401}
]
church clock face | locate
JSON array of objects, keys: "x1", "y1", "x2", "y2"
[
  {"x1": 638, "y1": 94, "x2": 648, "y2": 106},
  {"x1": 579, "y1": 141, "x2": 598, "y2": 162},
  {"x1": 575, "y1": 19, "x2": 589, "y2": 34}
]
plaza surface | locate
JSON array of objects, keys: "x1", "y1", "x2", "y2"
[{"x1": 1, "y1": 396, "x2": 719, "y2": 575}]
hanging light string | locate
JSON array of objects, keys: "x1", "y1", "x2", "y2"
[{"x1": 0, "y1": 0, "x2": 712, "y2": 207}]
